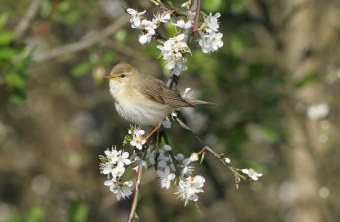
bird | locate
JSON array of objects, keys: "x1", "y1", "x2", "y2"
[{"x1": 105, "y1": 63, "x2": 212, "y2": 126}]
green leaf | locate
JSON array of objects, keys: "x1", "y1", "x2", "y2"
[
  {"x1": 262, "y1": 126, "x2": 279, "y2": 144},
  {"x1": 26, "y1": 206, "x2": 44, "y2": 222},
  {"x1": 72, "y1": 61, "x2": 92, "y2": 77},
  {"x1": 101, "y1": 51, "x2": 117, "y2": 64},
  {"x1": 295, "y1": 72, "x2": 317, "y2": 88},
  {"x1": 202, "y1": 0, "x2": 225, "y2": 12},
  {"x1": 114, "y1": 29, "x2": 127, "y2": 43},
  {"x1": 65, "y1": 10, "x2": 82, "y2": 25},
  {"x1": 0, "y1": 12, "x2": 9, "y2": 28},
  {"x1": 99, "y1": 155, "x2": 107, "y2": 163},
  {"x1": 0, "y1": 48, "x2": 17, "y2": 60},
  {"x1": 68, "y1": 201, "x2": 89, "y2": 222},
  {"x1": 0, "y1": 30, "x2": 13, "y2": 45},
  {"x1": 40, "y1": 0, "x2": 52, "y2": 18},
  {"x1": 5, "y1": 73, "x2": 25, "y2": 88},
  {"x1": 10, "y1": 89, "x2": 26, "y2": 103}
]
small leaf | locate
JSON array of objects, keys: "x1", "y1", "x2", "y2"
[
  {"x1": 0, "y1": 12, "x2": 9, "y2": 28},
  {"x1": 72, "y1": 61, "x2": 92, "y2": 77},
  {"x1": 0, "y1": 30, "x2": 13, "y2": 45},
  {"x1": 0, "y1": 48, "x2": 17, "y2": 60},
  {"x1": 262, "y1": 126, "x2": 279, "y2": 144},
  {"x1": 114, "y1": 29, "x2": 127, "y2": 43},
  {"x1": 101, "y1": 51, "x2": 117, "y2": 64},
  {"x1": 10, "y1": 88, "x2": 26, "y2": 103},
  {"x1": 5, "y1": 73, "x2": 25, "y2": 88},
  {"x1": 68, "y1": 201, "x2": 89, "y2": 222},
  {"x1": 202, "y1": 0, "x2": 225, "y2": 12},
  {"x1": 200, "y1": 152, "x2": 205, "y2": 164},
  {"x1": 295, "y1": 72, "x2": 317, "y2": 88},
  {"x1": 99, "y1": 155, "x2": 107, "y2": 163},
  {"x1": 26, "y1": 205, "x2": 44, "y2": 222}
]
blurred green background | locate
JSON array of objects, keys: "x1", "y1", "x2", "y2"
[{"x1": 0, "y1": 0, "x2": 339, "y2": 221}]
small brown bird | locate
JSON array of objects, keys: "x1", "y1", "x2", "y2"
[{"x1": 105, "y1": 63, "x2": 211, "y2": 126}]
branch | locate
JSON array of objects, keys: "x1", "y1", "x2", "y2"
[
  {"x1": 32, "y1": 14, "x2": 130, "y2": 62},
  {"x1": 193, "y1": 0, "x2": 201, "y2": 33},
  {"x1": 174, "y1": 116, "x2": 247, "y2": 181},
  {"x1": 128, "y1": 165, "x2": 143, "y2": 222},
  {"x1": 14, "y1": 0, "x2": 44, "y2": 41}
]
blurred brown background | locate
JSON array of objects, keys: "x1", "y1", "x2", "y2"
[{"x1": 0, "y1": 0, "x2": 339, "y2": 221}]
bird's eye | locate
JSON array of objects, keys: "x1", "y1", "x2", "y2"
[{"x1": 120, "y1": 74, "x2": 125, "y2": 78}]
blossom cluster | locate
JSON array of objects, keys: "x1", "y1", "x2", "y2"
[
  {"x1": 100, "y1": 147, "x2": 134, "y2": 200},
  {"x1": 127, "y1": 8, "x2": 170, "y2": 44},
  {"x1": 157, "y1": 34, "x2": 190, "y2": 76},
  {"x1": 100, "y1": 126, "x2": 206, "y2": 204},
  {"x1": 126, "y1": 7, "x2": 223, "y2": 76},
  {"x1": 199, "y1": 13, "x2": 224, "y2": 53},
  {"x1": 146, "y1": 142, "x2": 205, "y2": 203}
]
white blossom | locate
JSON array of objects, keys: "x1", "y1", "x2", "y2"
[
  {"x1": 100, "y1": 162, "x2": 115, "y2": 175},
  {"x1": 162, "y1": 117, "x2": 172, "y2": 128},
  {"x1": 104, "y1": 180, "x2": 134, "y2": 200},
  {"x1": 104, "y1": 148, "x2": 120, "y2": 163},
  {"x1": 127, "y1": 8, "x2": 146, "y2": 29},
  {"x1": 241, "y1": 168, "x2": 263, "y2": 181},
  {"x1": 205, "y1": 12, "x2": 221, "y2": 33},
  {"x1": 176, "y1": 153, "x2": 195, "y2": 176},
  {"x1": 174, "y1": 19, "x2": 192, "y2": 29},
  {"x1": 181, "y1": 1, "x2": 191, "y2": 9},
  {"x1": 153, "y1": 12, "x2": 171, "y2": 24},
  {"x1": 116, "y1": 151, "x2": 131, "y2": 167},
  {"x1": 129, "y1": 127, "x2": 146, "y2": 150},
  {"x1": 176, "y1": 175, "x2": 205, "y2": 203},
  {"x1": 224, "y1": 157, "x2": 231, "y2": 164},
  {"x1": 307, "y1": 104, "x2": 330, "y2": 120},
  {"x1": 163, "y1": 144, "x2": 172, "y2": 151},
  {"x1": 189, "y1": 153, "x2": 199, "y2": 162},
  {"x1": 134, "y1": 156, "x2": 148, "y2": 169},
  {"x1": 199, "y1": 31, "x2": 223, "y2": 53},
  {"x1": 182, "y1": 88, "x2": 193, "y2": 99},
  {"x1": 157, "y1": 34, "x2": 190, "y2": 75},
  {"x1": 172, "y1": 58, "x2": 188, "y2": 76},
  {"x1": 140, "y1": 19, "x2": 157, "y2": 35},
  {"x1": 111, "y1": 165, "x2": 126, "y2": 178},
  {"x1": 146, "y1": 147, "x2": 156, "y2": 165},
  {"x1": 157, "y1": 167, "x2": 175, "y2": 189},
  {"x1": 139, "y1": 33, "x2": 153, "y2": 44}
]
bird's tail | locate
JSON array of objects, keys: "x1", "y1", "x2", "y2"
[{"x1": 186, "y1": 98, "x2": 217, "y2": 106}]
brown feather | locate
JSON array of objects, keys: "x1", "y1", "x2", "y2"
[{"x1": 134, "y1": 73, "x2": 193, "y2": 108}]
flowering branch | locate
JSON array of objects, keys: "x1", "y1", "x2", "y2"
[
  {"x1": 99, "y1": 1, "x2": 262, "y2": 220},
  {"x1": 174, "y1": 116, "x2": 256, "y2": 183}
]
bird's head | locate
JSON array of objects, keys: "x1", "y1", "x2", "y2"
[{"x1": 104, "y1": 63, "x2": 136, "y2": 84}]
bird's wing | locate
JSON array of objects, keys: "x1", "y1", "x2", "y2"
[{"x1": 136, "y1": 75, "x2": 193, "y2": 108}]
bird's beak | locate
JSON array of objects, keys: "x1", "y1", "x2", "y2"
[{"x1": 104, "y1": 73, "x2": 118, "y2": 80}]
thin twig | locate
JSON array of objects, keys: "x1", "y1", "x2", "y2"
[
  {"x1": 174, "y1": 116, "x2": 247, "y2": 181},
  {"x1": 128, "y1": 165, "x2": 143, "y2": 222},
  {"x1": 32, "y1": 14, "x2": 130, "y2": 62},
  {"x1": 193, "y1": 0, "x2": 201, "y2": 33},
  {"x1": 14, "y1": 0, "x2": 44, "y2": 41}
]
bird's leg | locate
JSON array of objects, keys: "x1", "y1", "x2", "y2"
[{"x1": 143, "y1": 123, "x2": 161, "y2": 142}]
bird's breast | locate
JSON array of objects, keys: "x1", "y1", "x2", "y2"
[{"x1": 109, "y1": 83, "x2": 173, "y2": 126}]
